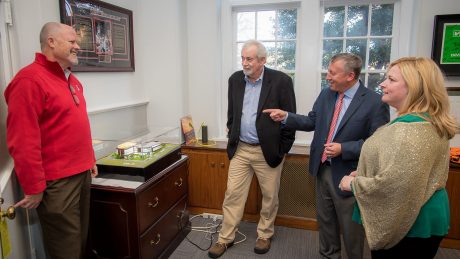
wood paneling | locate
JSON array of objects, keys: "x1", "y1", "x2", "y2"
[
  {"x1": 446, "y1": 165, "x2": 460, "y2": 240},
  {"x1": 182, "y1": 143, "x2": 460, "y2": 250},
  {"x1": 182, "y1": 146, "x2": 258, "y2": 215}
]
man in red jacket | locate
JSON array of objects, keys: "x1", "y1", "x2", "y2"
[{"x1": 5, "y1": 22, "x2": 97, "y2": 259}]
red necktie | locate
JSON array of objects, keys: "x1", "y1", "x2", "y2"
[{"x1": 321, "y1": 93, "x2": 345, "y2": 163}]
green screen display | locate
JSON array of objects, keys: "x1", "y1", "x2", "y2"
[{"x1": 441, "y1": 23, "x2": 460, "y2": 64}]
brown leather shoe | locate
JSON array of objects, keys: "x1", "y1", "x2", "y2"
[
  {"x1": 208, "y1": 241, "x2": 234, "y2": 258},
  {"x1": 254, "y1": 237, "x2": 271, "y2": 254}
]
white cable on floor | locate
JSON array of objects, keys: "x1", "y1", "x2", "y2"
[{"x1": 189, "y1": 213, "x2": 247, "y2": 245}]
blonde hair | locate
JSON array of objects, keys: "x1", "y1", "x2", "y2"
[{"x1": 391, "y1": 57, "x2": 460, "y2": 139}]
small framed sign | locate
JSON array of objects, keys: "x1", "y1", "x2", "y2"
[
  {"x1": 431, "y1": 14, "x2": 460, "y2": 77},
  {"x1": 59, "y1": 0, "x2": 135, "y2": 72}
]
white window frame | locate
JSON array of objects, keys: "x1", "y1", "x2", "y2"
[
  {"x1": 219, "y1": 0, "x2": 417, "y2": 144},
  {"x1": 320, "y1": 0, "x2": 399, "y2": 92},
  {"x1": 220, "y1": 0, "x2": 320, "y2": 143},
  {"x1": 232, "y1": 3, "x2": 300, "y2": 75}
]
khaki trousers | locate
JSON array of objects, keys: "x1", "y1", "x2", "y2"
[
  {"x1": 37, "y1": 171, "x2": 91, "y2": 259},
  {"x1": 218, "y1": 142, "x2": 284, "y2": 243}
]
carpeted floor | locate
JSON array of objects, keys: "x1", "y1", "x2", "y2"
[{"x1": 169, "y1": 215, "x2": 460, "y2": 259}]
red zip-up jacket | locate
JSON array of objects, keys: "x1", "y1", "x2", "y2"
[{"x1": 5, "y1": 53, "x2": 95, "y2": 195}]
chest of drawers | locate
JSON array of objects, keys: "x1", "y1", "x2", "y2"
[{"x1": 90, "y1": 156, "x2": 189, "y2": 258}]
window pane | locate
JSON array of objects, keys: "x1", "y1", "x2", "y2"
[
  {"x1": 368, "y1": 73, "x2": 385, "y2": 94},
  {"x1": 322, "y1": 39, "x2": 343, "y2": 69},
  {"x1": 264, "y1": 42, "x2": 276, "y2": 68},
  {"x1": 277, "y1": 41, "x2": 296, "y2": 70},
  {"x1": 323, "y1": 7, "x2": 345, "y2": 37},
  {"x1": 321, "y1": 73, "x2": 328, "y2": 89},
  {"x1": 237, "y1": 12, "x2": 255, "y2": 41},
  {"x1": 276, "y1": 9, "x2": 297, "y2": 39},
  {"x1": 346, "y1": 39, "x2": 367, "y2": 69},
  {"x1": 257, "y1": 11, "x2": 276, "y2": 40},
  {"x1": 236, "y1": 42, "x2": 243, "y2": 70},
  {"x1": 369, "y1": 38, "x2": 391, "y2": 70},
  {"x1": 346, "y1": 5, "x2": 369, "y2": 37},
  {"x1": 371, "y1": 4, "x2": 394, "y2": 36}
]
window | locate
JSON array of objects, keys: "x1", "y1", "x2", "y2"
[
  {"x1": 234, "y1": 6, "x2": 298, "y2": 78},
  {"x1": 321, "y1": 3, "x2": 395, "y2": 94}
]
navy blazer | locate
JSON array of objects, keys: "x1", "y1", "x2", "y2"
[
  {"x1": 227, "y1": 67, "x2": 296, "y2": 168},
  {"x1": 285, "y1": 82, "x2": 390, "y2": 196}
]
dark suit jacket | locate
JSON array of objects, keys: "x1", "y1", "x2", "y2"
[
  {"x1": 285, "y1": 82, "x2": 390, "y2": 196},
  {"x1": 227, "y1": 67, "x2": 296, "y2": 168}
]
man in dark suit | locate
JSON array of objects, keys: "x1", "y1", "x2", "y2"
[
  {"x1": 264, "y1": 53, "x2": 390, "y2": 259},
  {"x1": 208, "y1": 40, "x2": 296, "y2": 258}
]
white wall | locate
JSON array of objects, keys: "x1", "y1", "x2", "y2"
[
  {"x1": 136, "y1": 0, "x2": 187, "y2": 129},
  {"x1": 6, "y1": 0, "x2": 187, "y2": 138},
  {"x1": 1, "y1": 0, "x2": 460, "y2": 256},
  {"x1": 185, "y1": 0, "x2": 460, "y2": 145},
  {"x1": 8, "y1": 0, "x2": 143, "y2": 115},
  {"x1": 414, "y1": 0, "x2": 460, "y2": 145},
  {"x1": 7, "y1": 0, "x2": 459, "y2": 145},
  {"x1": 185, "y1": 0, "x2": 223, "y2": 138}
]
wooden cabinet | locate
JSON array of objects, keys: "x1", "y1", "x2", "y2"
[
  {"x1": 182, "y1": 143, "x2": 259, "y2": 216},
  {"x1": 183, "y1": 142, "x2": 460, "y2": 249},
  {"x1": 90, "y1": 157, "x2": 189, "y2": 258},
  {"x1": 443, "y1": 164, "x2": 460, "y2": 248}
]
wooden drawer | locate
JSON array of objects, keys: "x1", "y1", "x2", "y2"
[
  {"x1": 137, "y1": 162, "x2": 188, "y2": 233},
  {"x1": 139, "y1": 196, "x2": 188, "y2": 259}
]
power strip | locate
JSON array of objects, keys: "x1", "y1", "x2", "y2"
[{"x1": 202, "y1": 213, "x2": 223, "y2": 221}]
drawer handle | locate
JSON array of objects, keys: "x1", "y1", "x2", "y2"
[
  {"x1": 147, "y1": 197, "x2": 159, "y2": 208},
  {"x1": 220, "y1": 162, "x2": 225, "y2": 168},
  {"x1": 210, "y1": 162, "x2": 216, "y2": 167},
  {"x1": 150, "y1": 234, "x2": 161, "y2": 246},
  {"x1": 175, "y1": 178, "x2": 183, "y2": 187}
]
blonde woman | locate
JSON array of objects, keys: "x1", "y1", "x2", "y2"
[{"x1": 340, "y1": 57, "x2": 460, "y2": 258}]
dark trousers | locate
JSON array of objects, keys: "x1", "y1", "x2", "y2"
[
  {"x1": 371, "y1": 235, "x2": 443, "y2": 259},
  {"x1": 316, "y1": 164, "x2": 364, "y2": 259},
  {"x1": 37, "y1": 171, "x2": 91, "y2": 259}
]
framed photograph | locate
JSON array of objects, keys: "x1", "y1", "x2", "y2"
[
  {"x1": 59, "y1": 0, "x2": 135, "y2": 72},
  {"x1": 431, "y1": 14, "x2": 460, "y2": 77}
]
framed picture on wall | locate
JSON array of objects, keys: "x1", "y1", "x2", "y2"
[
  {"x1": 59, "y1": 0, "x2": 135, "y2": 72},
  {"x1": 431, "y1": 14, "x2": 460, "y2": 77}
]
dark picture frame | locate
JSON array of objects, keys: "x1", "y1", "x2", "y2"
[
  {"x1": 431, "y1": 14, "x2": 460, "y2": 78},
  {"x1": 59, "y1": 0, "x2": 135, "y2": 72}
]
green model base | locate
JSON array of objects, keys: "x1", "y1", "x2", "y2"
[{"x1": 97, "y1": 143, "x2": 180, "y2": 169}]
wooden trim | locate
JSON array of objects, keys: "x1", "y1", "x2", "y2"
[
  {"x1": 187, "y1": 207, "x2": 260, "y2": 222},
  {"x1": 275, "y1": 215, "x2": 318, "y2": 230},
  {"x1": 188, "y1": 206, "x2": 460, "y2": 250},
  {"x1": 183, "y1": 145, "x2": 460, "y2": 250},
  {"x1": 440, "y1": 238, "x2": 460, "y2": 249},
  {"x1": 182, "y1": 141, "x2": 310, "y2": 156},
  {"x1": 187, "y1": 207, "x2": 318, "y2": 230},
  {"x1": 447, "y1": 87, "x2": 460, "y2": 91}
]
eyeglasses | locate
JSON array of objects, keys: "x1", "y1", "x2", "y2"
[{"x1": 68, "y1": 84, "x2": 80, "y2": 106}]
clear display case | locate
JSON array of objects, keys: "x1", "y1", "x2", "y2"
[
  {"x1": 92, "y1": 126, "x2": 182, "y2": 160},
  {"x1": 92, "y1": 126, "x2": 183, "y2": 182}
]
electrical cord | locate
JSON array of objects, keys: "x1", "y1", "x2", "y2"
[
  {"x1": 178, "y1": 212, "x2": 221, "y2": 251},
  {"x1": 178, "y1": 212, "x2": 247, "y2": 251}
]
